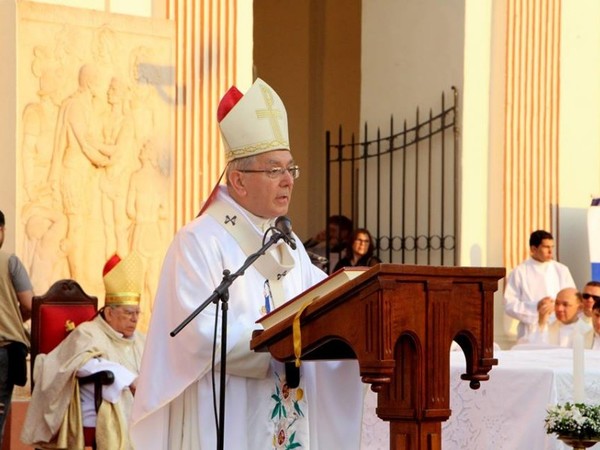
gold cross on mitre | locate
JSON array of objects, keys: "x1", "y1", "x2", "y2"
[
  {"x1": 256, "y1": 85, "x2": 285, "y2": 142},
  {"x1": 216, "y1": 78, "x2": 290, "y2": 162}
]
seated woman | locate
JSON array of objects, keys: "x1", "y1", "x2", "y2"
[{"x1": 333, "y1": 228, "x2": 381, "y2": 272}]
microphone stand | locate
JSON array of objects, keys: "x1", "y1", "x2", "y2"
[{"x1": 170, "y1": 228, "x2": 288, "y2": 450}]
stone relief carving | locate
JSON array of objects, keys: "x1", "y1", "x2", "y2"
[
  {"x1": 99, "y1": 76, "x2": 138, "y2": 259},
  {"x1": 21, "y1": 52, "x2": 71, "y2": 292},
  {"x1": 127, "y1": 139, "x2": 169, "y2": 331},
  {"x1": 49, "y1": 63, "x2": 111, "y2": 287},
  {"x1": 18, "y1": 3, "x2": 174, "y2": 330}
]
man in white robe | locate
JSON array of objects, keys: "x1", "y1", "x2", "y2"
[
  {"x1": 21, "y1": 252, "x2": 145, "y2": 450},
  {"x1": 584, "y1": 295, "x2": 600, "y2": 349},
  {"x1": 130, "y1": 78, "x2": 364, "y2": 449},
  {"x1": 580, "y1": 280, "x2": 600, "y2": 325},
  {"x1": 516, "y1": 287, "x2": 591, "y2": 348},
  {"x1": 503, "y1": 229, "x2": 575, "y2": 339}
]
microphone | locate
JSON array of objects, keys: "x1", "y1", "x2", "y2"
[
  {"x1": 306, "y1": 250, "x2": 328, "y2": 264},
  {"x1": 275, "y1": 216, "x2": 297, "y2": 250}
]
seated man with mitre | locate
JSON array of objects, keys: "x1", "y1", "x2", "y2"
[{"x1": 21, "y1": 252, "x2": 145, "y2": 450}]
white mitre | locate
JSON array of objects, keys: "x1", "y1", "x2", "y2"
[{"x1": 217, "y1": 77, "x2": 290, "y2": 161}]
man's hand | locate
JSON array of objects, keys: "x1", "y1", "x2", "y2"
[
  {"x1": 537, "y1": 296, "x2": 554, "y2": 325},
  {"x1": 129, "y1": 378, "x2": 137, "y2": 396}
]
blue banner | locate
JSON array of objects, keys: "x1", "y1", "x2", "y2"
[{"x1": 590, "y1": 197, "x2": 600, "y2": 280}]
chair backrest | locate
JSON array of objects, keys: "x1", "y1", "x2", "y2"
[{"x1": 30, "y1": 279, "x2": 98, "y2": 386}]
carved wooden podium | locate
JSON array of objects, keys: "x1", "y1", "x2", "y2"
[{"x1": 251, "y1": 264, "x2": 505, "y2": 450}]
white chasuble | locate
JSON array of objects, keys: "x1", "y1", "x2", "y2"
[
  {"x1": 130, "y1": 186, "x2": 364, "y2": 450},
  {"x1": 204, "y1": 193, "x2": 295, "y2": 309}
]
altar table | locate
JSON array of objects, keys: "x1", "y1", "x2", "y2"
[{"x1": 361, "y1": 349, "x2": 600, "y2": 450}]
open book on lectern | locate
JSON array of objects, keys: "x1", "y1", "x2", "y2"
[{"x1": 256, "y1": 266, "x2": 368, "y2": 330}]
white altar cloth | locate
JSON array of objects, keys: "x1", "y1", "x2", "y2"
[{"x1": 361, "y1": 349, "x2": 600, "y2": 450}]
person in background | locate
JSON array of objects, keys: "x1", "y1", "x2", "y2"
[
  {"x1": 584, "y1": 298, "x2": 600, "y2": 349},
  {"x1": 503, "y1": 229, "x2": 576, "y2": 340},
  {"x1": 516, "y1": 287, "x2": 591, "y2": 348},
  {"x1": 304, "y1": 214, "x2": 354, "y2": 271},
  {"x1": 333, "y1": 228, "x2": 381, "y2": 272},
  {"x1": 21, "y1": 252, "x2": 145, "y2": 450},
  {"x1": 0, "y1": 209, "x2": 33, "y2": 448},
  {"x1": 129, "y1": 78, "x2": 364, "y2": 449},
  {"x1": 580, "y1": 280, "x2": 600, "y2": 325}
]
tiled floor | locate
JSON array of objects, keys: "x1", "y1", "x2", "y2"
[
  {"x1": 3, "y1": 380, "x2": 33, "y2": 450},
  {"x1": 6, "y1": 381, "x2": 97, "y2": 450},
  {"x1": 3, "y1": 400, "x2": 32, "y2": 450}
]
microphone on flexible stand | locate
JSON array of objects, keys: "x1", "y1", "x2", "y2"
[
  {"x1": 275, "y1": 216, "x2": 297, "y2": 250},
  {"x1": 274, "y1": 216, "x2": 301, "y2": 387}
]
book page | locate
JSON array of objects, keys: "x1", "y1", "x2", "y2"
[{"x1": 257, "y1": 267, "x2": 367, "y2": 330}]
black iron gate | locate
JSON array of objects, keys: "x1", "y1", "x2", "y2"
[{"x1": 325, "y1": 87, "x2": 459, "y2": 271}]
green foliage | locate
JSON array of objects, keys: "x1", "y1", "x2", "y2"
[{"x1": 545, "y1": 403, "x2": 600, "y2": 439}]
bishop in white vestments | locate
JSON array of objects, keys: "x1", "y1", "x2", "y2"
[{"x1": 130, "y1": 78, "x2": 364, "y2": 449}]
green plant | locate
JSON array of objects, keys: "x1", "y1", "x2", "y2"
[{"x1": 545, "y1": 403, "x2": 600, "y2": 439}]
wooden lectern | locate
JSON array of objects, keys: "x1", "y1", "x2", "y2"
[{"x1": 251, "y1": 263, "x2": 505, "y2": 450}]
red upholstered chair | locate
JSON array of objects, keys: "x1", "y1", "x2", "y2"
[{"x1": 30, "y1": 279, "x2": 114, "y2": 449}]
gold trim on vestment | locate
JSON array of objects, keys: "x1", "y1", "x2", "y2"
[
  {"x1": 225, "y1": 139, "x2": 290, "y2": 161},
  {"x1": 105, "y1": 292, "x2": 141, "y2": 306}
]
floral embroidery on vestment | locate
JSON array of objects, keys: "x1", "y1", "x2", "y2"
[{"x1": 270, "y1": 370, "x2": 305, "y2": 449}]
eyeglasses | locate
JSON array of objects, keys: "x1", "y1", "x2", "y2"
[
  {"x1": 582, "y1": 293, "x2": 600, "y2": 302},
  {"x1": 117, "y1": 308, "x2": 142, "y2": 318},
  {"x1": 355, "y1": 238, "x2": 370, "y2": 244},
  {"x1": 237, "y1": 165, "x2": 300, "y2": 180}
]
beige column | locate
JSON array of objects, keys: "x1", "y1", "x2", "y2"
[
  {"x1": 168, "y1": 0, "x2": 253, "y2": 230},
  {"x1": 0, "y1": 0, "x2": 18, "y2": 254},
  {"x1": 504, "y1": 0, "x2": 562, "y2": 269}
]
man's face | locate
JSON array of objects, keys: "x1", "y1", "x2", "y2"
[
  {"x1": 554, "y1": 291, "x2": 581, "y2": 325},
  {"x1": 328, "y1": 224, "x2": 341, "y2": 247},
  {"x1": 232, "y1": 150, "x2": 295, "y2": 219},
  {"x1": 531, "y1": 238, "x2": 554, "y2": 262},
  {"x1": 582, "y1": 285, "x2": 600, "y2": 318},
  {"x1": 107, "y1": 78, "x2": 125, "y2": 105},
  {"x1": 105, "y1": 305, "x2": 140, "y2": 338}
]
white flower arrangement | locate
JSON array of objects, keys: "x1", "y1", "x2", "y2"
[{"x1": 545, "y1": 402, "x2": 600, "y2": 440}]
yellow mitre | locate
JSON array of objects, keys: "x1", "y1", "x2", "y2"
[
  {"x1": 217, "y1": 77, "x2": 290, "y2": 162},
  {"x1": 102, "y1": 252, "x2": 143, "y2": 306}
]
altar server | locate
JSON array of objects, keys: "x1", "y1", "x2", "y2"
[{"x1": 504, "y1": 229, "x2": 576, "y2": 339}]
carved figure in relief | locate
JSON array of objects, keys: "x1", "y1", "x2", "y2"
[
  {"x1": 97, "y1": 77, "x2": 138, "y2": 258},
  {"x1": 129, "y1": 46, "x2": 159, "y2": 148},
  {"x1": 22, "y1": 204, "x2": 69, "y2": 294},
  {"x1": 21, "y1": 66, "x2": 69, "y2": 292},
  {"x1": 48, "y1": 63, "x2": 111, "y2": 284},
  {"x1": 92, "y1": 25, "x2": 119, "y2": 68},
  {"x1": 22, "y1": 61, "x2": 62, "y2": 201},
  {"x1": 126, "y1": 139, "x2": 169, "y2": 330},
  {"x1": 52, "y1": 26, "x2": 86, "y2": 100}
]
